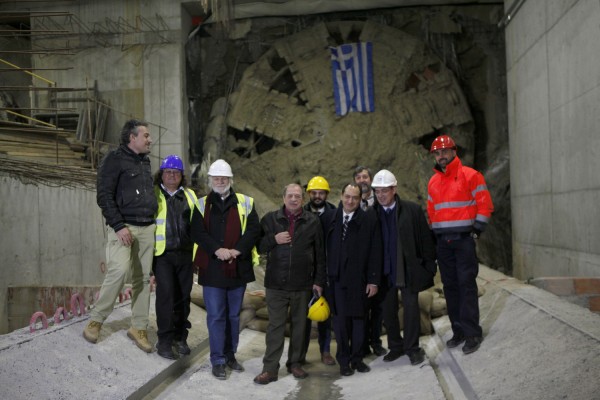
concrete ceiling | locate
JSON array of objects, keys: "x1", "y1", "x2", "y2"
[{"x1": 186, "y1": 0, "x2": 503, "y2": 20}]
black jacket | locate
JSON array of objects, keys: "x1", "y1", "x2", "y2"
[
  {"x1": 373, "y1": 195, "x2": 437, "y2": 293},
  {"x1": 303, "y1": 201, "x2": 336, "y2": 239},
  {"x1": 96, "y1": 145, "x2": 157, "y2": 232},
  {"x1": 259, "y1": 207, "x2": 326, "y2": 291},
  {"x1": 325, "y1": 206, "x2": 382, "y2": 316},
  {"x1": 159, "y1": 187, "x2": 194, "y2": 252},
  {"x1": 191, "y1": 190, "x2": 260, "y2": 287}
]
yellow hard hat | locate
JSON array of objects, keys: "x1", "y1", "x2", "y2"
[
  {"x1": 307, "y1": 295, "x2": 330, "y2": 322},
  {"x1": 307, "y1": 176, "x2": 330, "y2": 192}
]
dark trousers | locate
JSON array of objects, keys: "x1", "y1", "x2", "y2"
[
  {"x1": 262, "y1": 288, "x2": 311, "y2": 373},
  {"x1": 301, "y1": 285, "x2": 332, "y2": 361},
  {"x1": 331, "y1": 280, "x2": 366, "y2": 367},
  {"x1": 362, "y1": 290, "x2": 384, "y2": 355},
  {"x1": 437, "y1": 236, "x2": 482, "y2": 338},
  {"x1": 381, "y1": 284, "x2": 420, "y2": 354},
  {"x1": 153, "y1": 250, "x2": 193, "y2": 343}
]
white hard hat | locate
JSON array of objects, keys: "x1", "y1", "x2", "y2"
[
  {"x1": 371, "y1": 169, "x2": 397, "y2": 188},
  {"x1": 208, "y1": 159, "x2": 233, "y2": 177}
]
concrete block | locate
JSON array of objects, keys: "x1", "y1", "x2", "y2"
[
  {"x1": 589, "y1": 296, "x2": 600, "y2": 312},
  {"x1": 529, "y1": 277, "x2": 574, "y2": 296},
  {"x1": 511, "y1": 194, "x2": 553, "y2": 244},
  {"x1": 505, "y1": 0, "x2": 547, "y2": 68},
  {"x1": 573, "y1": 278, "x2": 600, "y2": 295}
]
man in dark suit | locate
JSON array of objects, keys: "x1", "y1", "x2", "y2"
[
  {"x1": 325, "y1": 183, "x2": 382, "y2": 377},
  {"x1": 371, "y1": 169, "x2": 437, "y2": 366}
]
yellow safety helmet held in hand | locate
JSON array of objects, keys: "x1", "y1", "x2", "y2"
[
  {"x1": 307, "y1": 295, "x2": 330, "y2": 322},
  {"x1": 307, "y1": 176, "x2": 330, "y2": 192}
]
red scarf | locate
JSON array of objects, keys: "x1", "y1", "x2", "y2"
[{"x1": 194, "y1": 196, "x2": 241, "y2": 278}]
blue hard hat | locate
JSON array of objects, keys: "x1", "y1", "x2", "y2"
[{"x1": 160, "y1": 155, "x2": 184, "y2": 171}]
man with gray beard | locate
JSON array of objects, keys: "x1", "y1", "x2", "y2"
[{"x1": 191, "y1": 159, "x2": 260, "y2": 380}]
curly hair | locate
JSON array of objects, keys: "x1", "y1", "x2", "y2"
[{"x1": 119, "y1": 119, "x2": 149, "y2": 145}]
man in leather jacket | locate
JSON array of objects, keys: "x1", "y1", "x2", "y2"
[
  {"x1": 83, "y1": 119, "x2": 158, "y2": 353},
  {"x1": 253, "y1": 183, "x2": 326, "y2": 385}
]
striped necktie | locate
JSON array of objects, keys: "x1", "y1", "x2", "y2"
[{"x1": 342, "y1": 215, "x2": 349, "y2": 241}]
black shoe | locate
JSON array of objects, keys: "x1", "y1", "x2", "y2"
[
  {"x1": 446, "y1": 333, "x2": 465, "y2": 348},
  {"x1": 340, "y1": 365, "x2": 354, "y2": 376},
  {"x1": 462, "y1": 336, "x2": 483, "y2": 354},
  {"x1": 372, "y1": 344, "x2": 388, "y2": 357},
  {"x1": 156, "y1": 342, "x2": 177, "y2": 360},
  {"x1": 351, "y1": 360, "x2": 371, "y2": 373},
  {"x1": 212, "y1": 364, "x2": 226, "y2": 380},
  {"x1": 175, "y1": 340, "x2": 191, "y2": 355},
  {"x1": 383, "y1": 349, "x2": 405, "y2": 362},
  {"x1": 408, "y1": 349, "x2": 425, "y2": 365},
  {"x1": 226, "y1": 358, "x2": 244, "y2": 372}
]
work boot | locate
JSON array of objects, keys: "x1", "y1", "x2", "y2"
[
  {"x1": 127, "y1": 327, "x2": 153, "y2": 353},
  {"x1": 83, "y1": 321, "x2": 102, "y2": 343},
  {"x1": 156, "y1": 341, "x2": 177, "y2": 360},
  {"x1": 462, "y1": 336, "x2": 483, "y2": 354},
  {"x1": 408, "y1": 349, "x2": 425, "y2": 365},
  {"x1": 175, "y1": 340, "x2": 191, "y2": 355},
  {"x1": 446, "y1": 333, "x2": 466, "y2": 348}
]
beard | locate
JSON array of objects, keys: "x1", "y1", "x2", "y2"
[
  {"x1": 212, "y1": 183, "x2": 231, "y2": 196},
  {"x1": 309, "y1": 199, "x2": 325, "y2": 209}
]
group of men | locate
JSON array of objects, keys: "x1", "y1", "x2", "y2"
[{"x1": 82, "y1": 118, "x2": 494, "y2": 384}]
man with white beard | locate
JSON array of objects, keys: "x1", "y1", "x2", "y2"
[{"x1": 191, "y1": 159, "x2": 260, "y2": 380}]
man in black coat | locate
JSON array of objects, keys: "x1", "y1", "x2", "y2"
[
  {"x1": 191, "y1": 159, "x2": 260, "y2": 380},
  {"x1": 371, "y1": 169, "x2": 437, "y2": 366},
  {"x1": 300, "y1": 176, "x2": 337, "y2": 367},
  {"x1": 254, "y1": 183, "x2": 326, "y2": 385},
  {"x1": 325, "y1": 183, "x2": 382, "y2": 377}
]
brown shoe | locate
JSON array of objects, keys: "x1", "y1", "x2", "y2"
[
  {"x1": 83, "y1": 321, "x2": 102, "y2": 343},
  {"x1": 253, "y1": 371, "x2": 278, "y2": 385},
  {"x1": 127, "y1": 327, "x2": 153, "y2": 353},
  {"x1": 288, "y1": 365, "x2": 309, "y2": 379},
  {"x1": 321, "y1": 352, "x2": 336, "y2": 366}
]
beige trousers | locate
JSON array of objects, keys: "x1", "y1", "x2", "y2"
[{"x1": 90, "y1": 224, "x2": 155, "y2": 329}]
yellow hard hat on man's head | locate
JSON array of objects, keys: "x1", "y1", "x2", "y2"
[
  {"x1": 307, "y1": 294, "x2": 330, "y2": 322},
  {"x1": 307, "y1": 176, "x2": 330, "y2": 192}
]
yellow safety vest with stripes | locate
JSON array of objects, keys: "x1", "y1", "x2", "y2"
[
  {"x1": 196, "y1": 193, "x2": 260, "y2": 267},
  {"x1": 154, "y1": 186, "x2": 199, "y2": 256}
]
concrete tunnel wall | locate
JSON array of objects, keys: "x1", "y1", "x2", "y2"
[
  {"x1": 2, "y1": 0, "x2": 600, "y2": 334},
  {"x1": 505, "y1": 0, "x2": 600, "y2": 279},
  {"x1": 0, "y1": 173, "x2": 106, "y2": 333}
]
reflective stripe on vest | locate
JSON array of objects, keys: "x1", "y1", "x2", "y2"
[
  {"x1": 154, "y1": 187, "x2": 198, "y2": 256},
  {"x1": 196, "y1": 193, "x2": 260, "y2": 266}
]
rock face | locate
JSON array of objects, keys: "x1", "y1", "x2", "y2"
[
  {"x1": 188, "y1": 7, "x2": 511, "y2": 272},
  {"x1": 222, "y1": 20, "x2": 474, "y2": 205}
]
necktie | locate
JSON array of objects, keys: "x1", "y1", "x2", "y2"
[{"x1": 342, "y1": 215, "x2": 349, "y2": 241}]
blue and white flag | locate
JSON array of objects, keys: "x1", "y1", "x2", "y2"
[{"x1": 330, "y1": 42, "x2": 374, "y2": 116}]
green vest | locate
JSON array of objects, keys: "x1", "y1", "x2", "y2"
[
  {"x1": 196, "y1": 193, "x2": 260, "y2": 267},
  {"x1": 154, "y1": 187, "x2": 198, "y2": 256}
]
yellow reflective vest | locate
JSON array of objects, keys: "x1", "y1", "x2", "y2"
[
  {"x1": 196, "y1": 193, "x2": 260, "y2": 267},
  {"x1": 154, "y1": 186, "x2": 198, "y2": 256}
]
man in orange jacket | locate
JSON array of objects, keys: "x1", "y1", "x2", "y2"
[{"x1": 427, "y1": 135, "x2": 494, "y2": 354}]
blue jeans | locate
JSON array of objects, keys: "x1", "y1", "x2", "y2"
[{"x1": 203, "y1": 285, "x2": 246, "y2": 366}]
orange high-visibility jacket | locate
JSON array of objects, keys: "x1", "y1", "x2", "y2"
[{"x1": 427, "y1": 156, "x2": 494, "y2": 235}]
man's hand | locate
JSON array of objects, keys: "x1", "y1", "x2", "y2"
[
  {"x1": 366, "y1": 284, "x2": 378, "y2": 298},
  {"x1": 275, "y1": 232, "x2": 292, "y2": 244},
  {"x1": 215, "y1": 248, "x2": 233, "y2": 261},
  {"x1": 116, "y1": 227, "x2": 133, "y2": 247},
  {"x1": 313, "y1": 284, "x2": 323, "y2": 297}
]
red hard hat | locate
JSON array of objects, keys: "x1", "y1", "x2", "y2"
[{"x1": 430, "y1": 135, "x2": 456, "y2": 152}]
